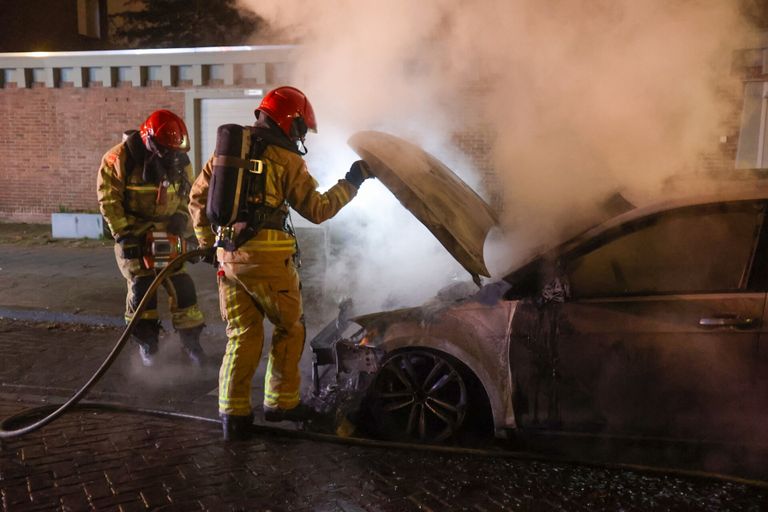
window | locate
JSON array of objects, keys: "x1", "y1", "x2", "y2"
[
  {"x1": 77, "y1": 0, "x2": 102, "y2": 39},
  {"x1": 567, "y1": 203, "x2": 763, "y2": 297},
  {"x1": 737, "y1": 81, "x2": 768, "y2": 169}
]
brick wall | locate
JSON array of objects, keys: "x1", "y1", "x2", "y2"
[
  {"x1": 0, "y1": 76, "x2": 749, "y2": 224},
  {"x1": 452, "y1": 126, "x2": 501, "y2": 210},
  {"x1": 702, "y1": 87, "x2": 743, "y2": 174},
  {"x1": 0, "y1": 81, "x2": 508, "y2": 224},
  {"x1": 0, "y1": 84, "x2": 184, "y2": 222}
]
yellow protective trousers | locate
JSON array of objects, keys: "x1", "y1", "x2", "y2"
[
  {"x1": 114, "y1": 244, "x2": 204, "y2": 329},
  {"x1": 217, "y1": 254, "x2": 305, "y2": 416}
]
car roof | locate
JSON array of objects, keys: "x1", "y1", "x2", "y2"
[{"x1": 581, "y1": 187, "x2": 768, "y2": 241}]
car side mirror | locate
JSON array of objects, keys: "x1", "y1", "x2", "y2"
[
  {"x1": 501, "y1": 256, "x2": 571, "y2": 303},
  {"x1": 534, "y1": 257, "x2": 571, "y2": 305},
  {"x1": 537, "y1": 274, "x2": 570, "y2": 305}
]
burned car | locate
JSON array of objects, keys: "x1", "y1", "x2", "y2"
[{"x1": 310, "y1": 132, "x2": 768, "y2": 447}]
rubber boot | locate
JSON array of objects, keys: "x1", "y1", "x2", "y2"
[
  {"x1": 138, "y1": 344, "x2": 157, "y2": 367},
  {"x1": 132, "y1": 319, "x2": 160, "y2": 367},
  {"x1": 179, "y1": 325, "x2": 206, "y2": 367},
  {"x1": 263, "y1": 402, "x2": 318, "y2": 423},
  {"x1": 221, "y1": 413, "x2": 253, "y2": 442}
]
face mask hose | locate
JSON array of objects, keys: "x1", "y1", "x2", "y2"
[{"x1": 0, "y1": 246, "x2": 215, "y2": 439}]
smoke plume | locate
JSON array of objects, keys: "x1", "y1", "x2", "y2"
[{"x1": 239, "y1": 0, "x2": 755, "y2": 313}]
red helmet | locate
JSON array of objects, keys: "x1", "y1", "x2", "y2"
[
  {"x1": 139, "y1": 109, "x2": 190, "y2": 152},
  {"x1": 255, "y1": 86, "x2": 317, "y2": 141}
]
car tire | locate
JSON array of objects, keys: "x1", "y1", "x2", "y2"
[{"x1": 364, "y1": 349, "x2": 468, "y2": 443}]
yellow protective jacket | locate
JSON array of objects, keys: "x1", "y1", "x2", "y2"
[
  {"x1": 189, "y1": 138, "x2": 357, "y2": 263},
  {"x1": 97, "y1": 140, "x2": 193, "y2": 240}
]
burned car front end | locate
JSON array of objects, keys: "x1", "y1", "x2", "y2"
[
  {"x1": 309, "y1": 299, "x2": 387, "y2": 433},
  {"x1": 307, "y1": 130, "x2": 513, "y2": 442},
  {"x1": 309, "y1": 284, "x2": 518, "y2": 442}
]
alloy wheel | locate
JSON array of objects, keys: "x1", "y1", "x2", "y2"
[{"x1": 367, "y1": 350, "x2": 467, "y2": 442}]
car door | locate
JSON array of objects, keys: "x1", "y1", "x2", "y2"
[{"x1": 543, "y1": 200, "x2": 767, "y2": 441}]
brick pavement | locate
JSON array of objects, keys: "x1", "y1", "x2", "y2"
[
  {"x1": 0, "y1": 321, "x2": 766, "y2": 511},
  {"x1": 2, "y1": 395, "x2": 767, "y2": 512}
]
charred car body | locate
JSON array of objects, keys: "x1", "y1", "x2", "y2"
[{"x1": 311, "y1": 132, "x2": 768, "y2": 448}]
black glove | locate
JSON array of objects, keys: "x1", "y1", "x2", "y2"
[
  {"x1": 166, "y1": 213, "x2": 188, "y2": 235},
  {"x1": 117, "y1": 235, "x2": 142, "y2": 259},
  {"x1": 345, "y1": 160, "x2": 372, "y2": 189},
  {"x1": 201, "y1": 248, "x2": 218, "y2": 267},
  {"x1": 187, "y1": 247, "x2": 217, "y2": 267}
]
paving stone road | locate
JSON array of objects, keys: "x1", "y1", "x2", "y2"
[
  {"x1": 0, "y1": 320, "x2": 767, "y2": 512},
  {"x1": 2, "y1": 395, "x2": 768, "y2": 512}
]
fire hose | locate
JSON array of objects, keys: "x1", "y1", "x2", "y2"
[{"x1": 0, "y1": 248, "x2": 766, "y2": 490}]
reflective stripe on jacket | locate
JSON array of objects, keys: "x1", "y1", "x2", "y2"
[
  {"x1": 189, "y1": 141, "x2": 357, "y2": 262},
  {"x1": 97, "y1": 141, "x2": 193, "y2": 239}
]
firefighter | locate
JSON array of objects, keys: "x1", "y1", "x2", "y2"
[
  {"x1": 188, "y1": 86, "x2": 371, "y2": 441},
  {"x1": 97, "y1": 109, "x2": 207, "y2": 367}
]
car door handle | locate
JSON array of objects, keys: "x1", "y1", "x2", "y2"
[{"x1": 698, "y1": 315, "x2": 757, "y2": 328}]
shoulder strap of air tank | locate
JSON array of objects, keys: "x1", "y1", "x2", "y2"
[
  {"x1": 247, "y1": 130, "x2": 269, "y2": 205},
  {"x1": 233, "y1": 131, "x2": 274, "y2": 248}
]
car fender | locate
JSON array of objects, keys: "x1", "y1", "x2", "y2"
[{"x1": 369, "y1": 300, "x2": 517, "y2": 436}]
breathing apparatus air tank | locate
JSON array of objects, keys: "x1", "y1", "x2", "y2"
[{"x1": 206, "y1": 124, "x2": 266, "y2": 251}]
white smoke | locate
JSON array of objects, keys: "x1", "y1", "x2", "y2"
[{"x1": 239, "y1": 0, "x2": 754, "y2": 312}]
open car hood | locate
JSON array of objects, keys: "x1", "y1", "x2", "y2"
[{"x1": 348, "y1": 131, "x2": 498, "y2": 281}]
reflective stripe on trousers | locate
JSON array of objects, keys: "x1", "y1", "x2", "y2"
[
  {"x1": 114, "y1": 243, "x2": 204, "y2": 329},
  {"x1": 217, "y1": 256, "x2": 305, "y2": 415}
]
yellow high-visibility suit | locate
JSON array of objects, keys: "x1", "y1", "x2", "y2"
[
  {"x1": 189, "y1": 135, "x2": 357, "y2": 416},
  {"x1": 97, "y1": 135, "x2": 204, "y2": 331}
]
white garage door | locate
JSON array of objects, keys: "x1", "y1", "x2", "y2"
[{"x1": 200, "y1": 97, "x2": 261, "y2": 163}]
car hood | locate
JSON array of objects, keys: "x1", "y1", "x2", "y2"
[{"x1": 348, "y1": 130, "x2": 499, "y2": 280}]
